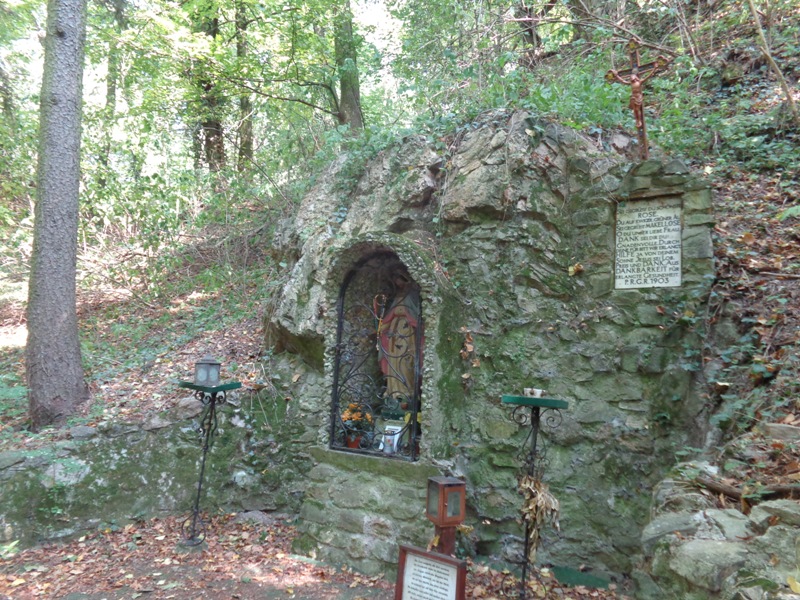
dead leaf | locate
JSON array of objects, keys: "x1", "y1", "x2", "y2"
[
  {"x1": 789, "y1": 576, "x2": 800, "y2": 593},
  {"x1": 568, "y1": 263, "x2": 584, "y2": 276}
]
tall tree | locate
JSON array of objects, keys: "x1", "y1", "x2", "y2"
[
  {"x1": 97, "y1": 0, "x2": 126, "y2": 192},
  {"x1": 26, "y1": 0, "x2": 89, "y2": 430},
  {"x1": 191, "y1": 0, "x2": 227, "y2": 173},
  {"x1": 235, "y1": 0, "x2": 254, "y2": 171},
  {"x1": 0, "y1": 59, "x2": 14, "y2": 127},
  {"x1": 333, "y1": 0, "x2": 363, "y2": 131}
]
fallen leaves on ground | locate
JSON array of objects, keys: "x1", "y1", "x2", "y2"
[
  {"x1": 0, "y1": 513, "x2": 392, "y2": 599},
  {"x1": 0, "y1": 514, "x2": 624, "y2": 599}
]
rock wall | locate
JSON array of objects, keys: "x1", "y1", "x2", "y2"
[
  {"x1": 0, "y1": 392, "x2": 309, "y2": 547},
  {"x1": 638, "y1": 462, "x2": 800, "y2": 599},
  {"x1": 266, "y1": 110, "x2": 716, "y2": 581}
]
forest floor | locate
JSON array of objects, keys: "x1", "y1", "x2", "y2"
[{"x1": 0, "y1": 513, "x2": 623, "y2": 599}]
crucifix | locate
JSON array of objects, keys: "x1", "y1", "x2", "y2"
[{"x1": 605, "y1": 39, "x2": 671, "y2": 160}]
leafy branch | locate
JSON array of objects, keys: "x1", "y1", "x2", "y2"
[{"x1": 745, "y1": 0, "x2": 799, "y2": 127}]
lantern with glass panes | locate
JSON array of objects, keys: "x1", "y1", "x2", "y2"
[
  {"x1": 425, "y1": 476, "x2": 466, "y2": 555},
  {"x1": 193, "y1": 355, "x2": 221, "y2": 387}
]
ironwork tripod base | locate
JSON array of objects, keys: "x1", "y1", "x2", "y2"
[
  {"x1": 501, "y1": 395, "x2": 568, "y2": 600},
  {"x1": 177, "y1": 381, "x2": 241, "y2": 547}
]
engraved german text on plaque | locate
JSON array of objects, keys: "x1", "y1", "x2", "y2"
[{"x1": 615, "y1": 198, "x2": 682, "y2": 289}]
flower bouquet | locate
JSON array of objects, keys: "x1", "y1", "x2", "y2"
[{"x1": 341, "y1": 403, "x2": 374, "y2": 447}]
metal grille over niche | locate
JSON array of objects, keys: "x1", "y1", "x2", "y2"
[{"x1": 330, "y1": 251, "x2": 423, "y2": 460}]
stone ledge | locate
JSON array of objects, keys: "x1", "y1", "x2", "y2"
[{"x1": 308, "y1": 447, "x2": 440, "y2": 481}]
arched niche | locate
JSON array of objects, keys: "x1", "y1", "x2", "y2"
[{"x1": 329, "y1": 250, "x2": 423, "y2": 461}]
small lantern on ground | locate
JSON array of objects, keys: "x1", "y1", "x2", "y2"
[
  {"x1": 194, "y1": 355, "x2": 221, "y2": 387},
  {"x1": 426, "y1": 476, "x2": 466, "y2": 555}
]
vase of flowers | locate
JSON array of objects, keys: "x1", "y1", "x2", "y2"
[{"x1": 341, "y1": 403, "x2": 373, "y2": 448}]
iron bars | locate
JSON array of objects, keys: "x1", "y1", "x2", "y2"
[{"x1": 330, "y1": 252, "x2": 423, "y2": 461}]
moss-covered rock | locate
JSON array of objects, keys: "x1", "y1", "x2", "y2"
[{"x1": 0, "y1": 389, "x2": 310, "y2": 547}]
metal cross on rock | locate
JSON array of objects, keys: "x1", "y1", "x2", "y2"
[{"x1": 605, "y1": 39, "x2": 671, "y2": 160}]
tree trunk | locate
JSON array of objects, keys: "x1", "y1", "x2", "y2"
[
  {"x1": 198, "y1": 10, "x2": 226, "y2": 173},
  {"x1": 97, "y1": 0, "x2": 125, "y2": 192},
  {"x1": 201, "y1": 87, "x2": 226, "y2": 172},
  {"x1": 185, "y1": 0, "x2": 226, "y2": 174},
  {"x1": 27, "y1": 0, "x2": 89, "y2": 430},
  {"x1": 0, "y1": 61, "x2": 15, "y2": 128},
  {"x1": 334, "y1": 0, "x2": 363, "y2": 132},
  {"x1": 236, "y1": 0, "x2": 253, "y2": 172}
]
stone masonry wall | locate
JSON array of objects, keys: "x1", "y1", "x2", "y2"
[
  {"x1": 267, "y1": 109, "x2": 716, "y2": 582},
  {"x1": 0, "y1": 390, "x2": 310, "y2": 547}
]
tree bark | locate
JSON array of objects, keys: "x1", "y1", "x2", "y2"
[
  {"x1": 0, "y1": 61, "x2": 15, "y2": 128},
  {"x1": 236, "y1": 0, "x2": 253, "y2": 172},
  {"x1": 334, "y1": 0, "x2": 363, "y2": 132},
  {"x1": 27, "y1": 0, "x2": 89, "y2": 430},
  {"x1": 186, "y1": 0, "x2": 226, "y2": 174},
  {"x1": 198, "y1": 11, "x2": 226, "y2": 173},
  {"x1": 97, "y1": 0, "x2": 125, "y2": 192}
]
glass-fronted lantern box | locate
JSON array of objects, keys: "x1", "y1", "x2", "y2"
[{"x1": 426, "y1": 476, "x2": 466, "y2": 527}]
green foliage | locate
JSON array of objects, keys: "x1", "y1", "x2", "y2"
[
  {"x1": 717, "y1": 113, "x2": 800, "y2": 171},
  {"x1": 326, "y1": 123, "x2": 399, "y2": 192},
  {"x1": 0, "y1": 539, "x2": 19, "y2": 559},
  {"x1": 0, "y1": 271, "x2": 27, "y2": 436},
  {"x1": 38, "y1": 483, "x2": 68, "y2": 519},
  {"x1": 522, "y1": 64, "x2": 630, "y2": 129},
  {"x1": 0, "y1": 373, "x2": 28, "y2": 442},
  {"x1": 0, "y1": 0, "x2": 39, "y2": 275},
  {"x1": 79, "y1": 243, "x2": 277, "y2": 385},
  {"x1": 0, "y1": 0, "x2": 40, "y2": 47},
  {"x1": 674, "y1": 445, "x2": 702, "y2": 460}
]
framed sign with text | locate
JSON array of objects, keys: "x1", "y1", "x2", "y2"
[
  {"x1": 615, "y1": 197, "x2": 682, "y2": 289},
  {"x1": 395, "y1": 545, "x2": 467, "y2": 600}
]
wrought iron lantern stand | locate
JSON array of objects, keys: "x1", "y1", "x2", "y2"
[
  {"x1": 178, "y1": 379, "x2": 241, "y2": 546},
  {"x1": 501, "y1": 394, "x2": 568, "y2": 599}
]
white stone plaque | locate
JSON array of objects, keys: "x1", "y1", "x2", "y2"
[
  {"x1": 615, "y1": 198, "x2": 682, "y2": 289},
  {"x1": 396, "y1": 545, "x2": 465, "y2": 600}
]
